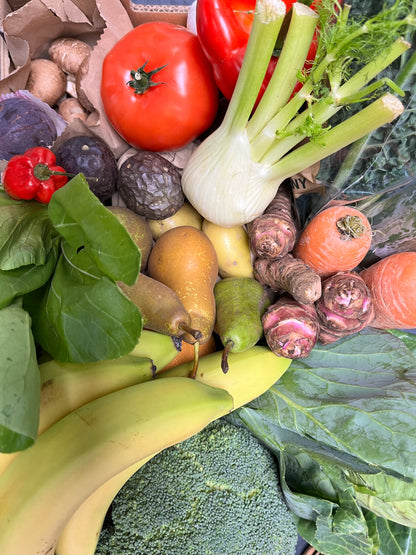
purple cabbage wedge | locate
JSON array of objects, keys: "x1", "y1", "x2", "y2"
[
  {"x1": 262, "y1": 295, "x2": 320, "y2": 359},
  {"x1": 0, "y1": 91, "x2": 67, "y2": 161},
  {"x1": 316, "y1": 271, "x2": 374, "y2": 345}
]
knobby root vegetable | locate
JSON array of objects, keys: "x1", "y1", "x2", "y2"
[
  {"x1": 248, "y1": 181, "x2": 298, "y2": 259},
  {"x1": 315, "y1": 271, "x2": 374, "y2": 345},
  {"x1": 294, "y1": 205, "x2": 372, "y2": 277},
  {"x1": 262, "y1": 295, "x2": 320, "y2": 359},
  {"x1": 254, "y1": 253, "x2": 322, "y2": 305},
  {"x1": 360, "y1": 252, "x2": 416, "y2": 329}
]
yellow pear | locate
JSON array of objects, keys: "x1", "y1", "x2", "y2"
[{"x1": 202, "y1": 220, "x2": 254, "y2": 279}]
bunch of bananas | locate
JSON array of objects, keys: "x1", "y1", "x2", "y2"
[{"x1": 0, "y1": 329, "x2": 290, "y2": 554}]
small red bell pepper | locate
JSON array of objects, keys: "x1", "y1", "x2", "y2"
[
  {"x1": 2, "y1": 146, "x2": 69, "y2": 204},
  {"x1": 196, "y1": 0, "x2": 321, "y2": 102}
]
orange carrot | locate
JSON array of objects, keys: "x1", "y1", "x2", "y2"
[
  {"x1": 360, "y1": 252, "x2": 416, "y2": 329},
  {"x1": 294, "y1": 206, "x2": 372, "y2": 278}
]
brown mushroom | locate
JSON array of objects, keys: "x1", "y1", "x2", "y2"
[
  {"x1": 75, "y1": 54, "x2": 95, "y2": 113},
  {"x1": 26, "y1": 59, "x2": 67, "y2": 107},
  {"x1": 48, "y1": 37, "x2": 92, "y2": 76},
  {"x1": 58, "y1": 97, "x2": 88, "y2": 123}
]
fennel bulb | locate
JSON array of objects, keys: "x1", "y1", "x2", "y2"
[
  {"x1": 183, "y1": 128, "x2": 279, "y2": 226},
  {"x1": 182, "y1": 0, "x2": 414, "y2": 227}
]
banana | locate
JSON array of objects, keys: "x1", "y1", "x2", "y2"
[
  {"x1": 0, "y1": 377, "x2": 233, "y2": 554},
  {"x1": 129, "y1": 329, "x2": 181, "y2": 370},
  {"x1": 55, "y1": 345, "x2": 291, "y2": 555},
  {"x1": 0, "y1": 330, "x2": 179, "y2": 477},
  {"x1": 55, "y1": 456, "x2": 154, "y2": 555},
  {"x1": 160, "y1": 345, "x2": 291, "y2": 409}
]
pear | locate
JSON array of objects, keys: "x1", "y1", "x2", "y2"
[
  {"x1": 214, "y1": 277, "x2": 272, "y2": 373},
  {"x1": 118, "y1": 273, "x2": 202, "y2": 342},
  {"x1": 108, "y1": 206, "x2": 153, "y2": 271}
]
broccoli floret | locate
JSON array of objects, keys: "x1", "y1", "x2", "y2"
[{"x1": 95, "y1": 418, "x2": 298, "y2": 555}]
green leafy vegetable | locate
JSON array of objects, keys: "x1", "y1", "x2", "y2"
[
  {"x1": 0, "y1": 173, "x2": 143, "y2": 451},
  {"x1": 230, "y1": 329, "x2": 416, "y2": 554},
  {"x1": 0, "y1": 302, "x2": 40, "y2": 453},
  {"x1": 48, "y1": 174, "x2": 141, "y2": 285},
  {"x1": 0, "y1": 200, "x2": 57, "y2": 270},
  {"x1": 0, "y1": 239, "x2": 59, "y2": 310},
  {"x1": 24, "y1": 240, "x2": 142, "y2": 363}
]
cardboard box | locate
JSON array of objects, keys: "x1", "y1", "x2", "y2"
[{"x1": 121, "y1": 2, "x2": 189, "y2": 26}]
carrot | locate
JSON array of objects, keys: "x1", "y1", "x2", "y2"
[
  {"x1": 359, "y1": 252, "x2": 416, "y2": 329},
  {"x1": 294, "y1": 206, "x2": 372, "y2": 278}
]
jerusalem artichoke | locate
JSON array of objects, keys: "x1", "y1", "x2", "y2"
[
  {"x1": 315, "y1": 271, "x2": 374, "y2": 344},
  {"x1": 248, "y1": 182, "x2": 298, "y2": 259},
  {"x1": 262, "y1": 295, "x2": 320, "y2": 359},
  {"x1": 254, "y1": 254, "x2": 321, "y2": 305}
]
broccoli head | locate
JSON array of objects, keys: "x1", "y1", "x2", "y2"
[{"x1": 95, "y1": 418, "x2": 298, "y2": 555}]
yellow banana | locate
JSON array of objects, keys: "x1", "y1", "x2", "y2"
[
  {"x1": 129, "y1": 329, "x2": 181, "y2": 370},
  {"x1": 55, "y1": 345, "x2": 290, "y2": 555},
  {"x1": 0, "y1": 377, "x2": 233, "y2": 554},
  {"x1": 55, "y1": 456, "x2": 154, "y2": 555},
  {"x1": 0, "y1": 330, "x2": 179, "y2": 477},
  {"x1": 160, "y1": 345, "x2": 291, "y2": 408}
]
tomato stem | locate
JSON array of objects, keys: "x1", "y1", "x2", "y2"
[{"x1": 127, "y1": 62, "x2": 167, "y2": 94}]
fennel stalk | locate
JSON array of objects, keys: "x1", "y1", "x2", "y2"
[{"x1": 182, "y1": 0, "x2": 415, "y2": 227}]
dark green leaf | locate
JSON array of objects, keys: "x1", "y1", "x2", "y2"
[
  {"x1": 351, "y1": 471, "x2": 416, "y2": 528},
  {"x1": 0, "y1": 239, "x2": 59, "y2": 309},
  {"x1": 242, "y1": 330, "x2": 416, "y2": 480},
  {"x1": 24, "y1": 241, "x2": 142, "y2": 363},
  {"x1": 48, "y1": 174, "x2": 140, "y2": 285},
  {"x1": 278, "y1": 449, "x2": 378, "y2": 555},
  {"x1": 0, "y1": 303, "x2": 40, "y2": 453},
  {"x1": 388, "y1": 329, "x2": 416, "y2": 358},
  {"x1": 374, "y1": 515, "x2": 416, "y2": 554},
  {"x1": 0, "y1": 201, "x2": 55, "y2": 270}
]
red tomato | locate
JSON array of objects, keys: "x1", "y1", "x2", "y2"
[{"x1": 101, "y1": 22, "x2": 219, "y2": 152}]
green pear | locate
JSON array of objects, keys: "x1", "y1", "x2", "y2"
[{"x1": 214, "y1": 277, "x2": 272, "y2": 373}]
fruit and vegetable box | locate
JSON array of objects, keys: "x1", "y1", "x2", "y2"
[{"x1": 0, "y1": 1, "x2": 416, "y2": 554}]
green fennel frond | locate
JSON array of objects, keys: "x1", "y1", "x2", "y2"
[{"x1": 313, "y1": 0, "x2": 416, "y2": 85}]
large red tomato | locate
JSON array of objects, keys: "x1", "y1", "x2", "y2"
[{"x1": 101, "y1": 22, "x2": 219, "y2": 152}]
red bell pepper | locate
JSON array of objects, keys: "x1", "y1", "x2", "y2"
[
  {"x1": 196, "y1": 0, "x2": 321, "y2": 102},
  {"x1": 2, "y1": 146, "x2": 69, "y2": 204}
]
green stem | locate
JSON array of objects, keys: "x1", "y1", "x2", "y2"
[
  {"x1": 255, "y1": 36, "x2": 410, "y2": 166},
  {"x1": 267, "y1": 93, "x2": 404, "y2": 182},
  {"x1": 221, "y1": 0, "x2": 287, "y2": 134},
  {"x1": 330, "y1": 43, "x2": 416, "y2": 192},
  {"x1": 33, "y1": 164, "x2": 74, "y2": 181},
  {"x1": 332, "y1": 37, "x2": 410, "y2": 101},
  {"x1": 247, "y1": 3, "x2": 319, "y2": 144}
]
